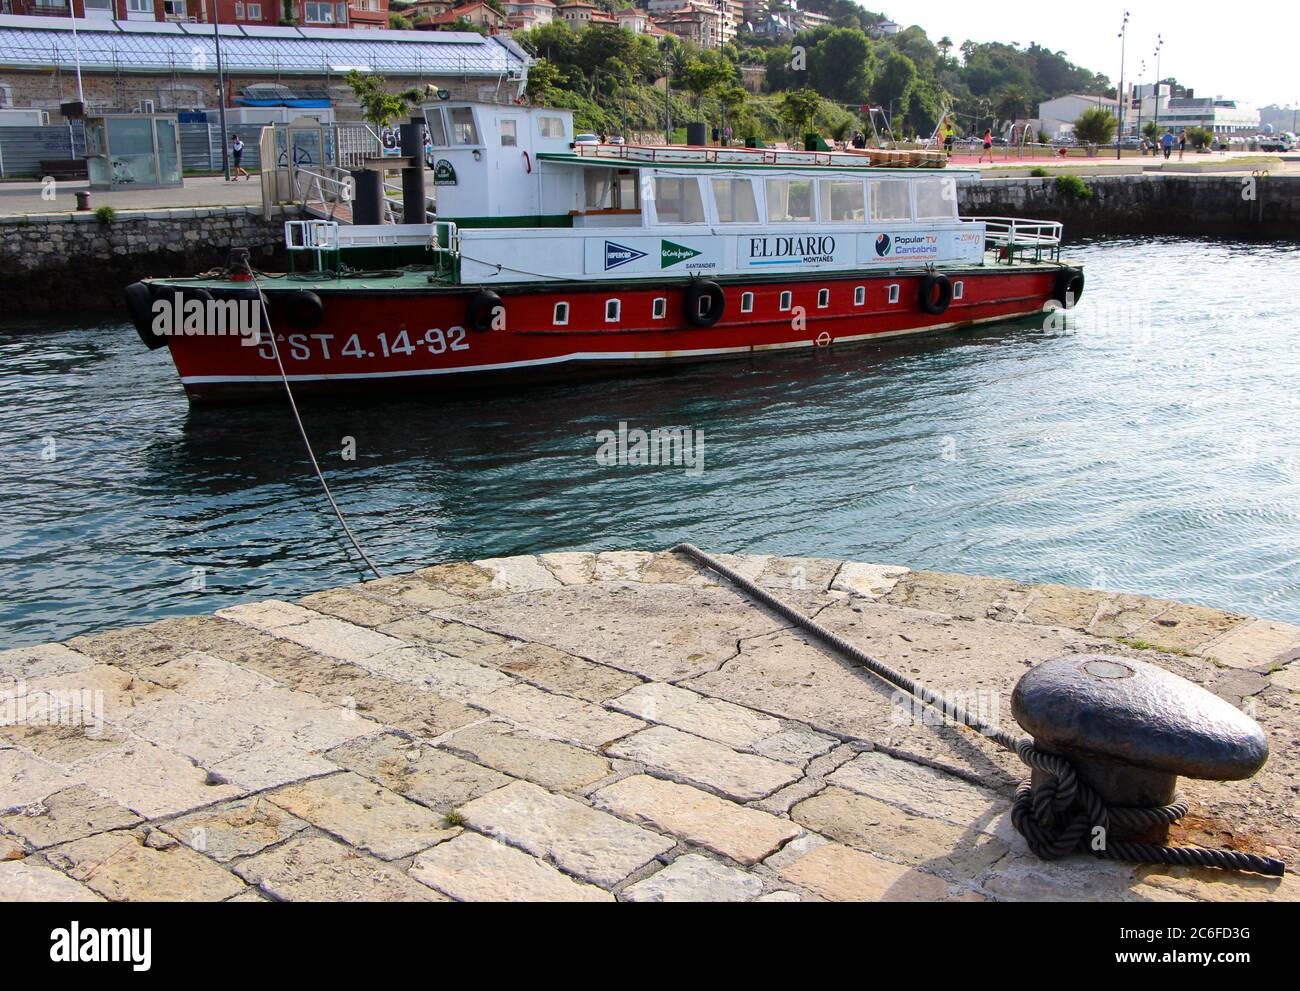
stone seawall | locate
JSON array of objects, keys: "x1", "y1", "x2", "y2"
[
  {"x1": 0, "y1": 206, "x2": 296, "y2": 317},
  {"x1": 960, "y1": 173, "x2": 1300, "y2": 238}
]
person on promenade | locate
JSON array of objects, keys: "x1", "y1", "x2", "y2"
[
  {"x1": 1161, "y1": 129, "x2": 1175, "y2": 160},
  {"x1": 229, "y1": 134, "x2": 249, "y2": 181},
  {"x1": 979, "y1": 129, "x2": 994, "y2": 163},
  {"x1": 943, "y1": 121, "x2": 956, "y2": 154},
  {"x1": 1178, "y1": 129, "x2": 1188, "y2": 160}
]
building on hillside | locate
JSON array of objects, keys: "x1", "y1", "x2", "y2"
[
  {"x1": 413, "y1": 0, "x2": 507, "y2": 29},
  {"x1": 0, "y1": 14, "x2": 529, "y2": 113},
  {"x1": 653, "y1": 5, "x2": 720, "y2": 48},
  {"x1": 502, "y1": 0, "x2": 552, "y2": 30},
  {"x1": 869, "y1": 19, "x2": 899, "y2": 36},
  {"x1": 554, "y1": 0, "x2": 596, "y2": 24},
  {"x1": 1038, "y1": 93, "x2": 1119, "y2": 140},
  {"x1": 0, "y1": 0, "x2": 389, "y2": 27}
]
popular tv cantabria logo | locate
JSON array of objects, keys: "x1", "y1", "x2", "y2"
[
  {"x1": 50, "y1": 922, "x2": 151, "y2": 972},
  {"x1": 875, "y1": 233, "x2": 893, "y2": 257},
  {"x1": 604, "y1": 241, "x2": 647, "y2": 270},
  {"x1": 151, "y1": 292, "x2": 262, "y2": 345}
]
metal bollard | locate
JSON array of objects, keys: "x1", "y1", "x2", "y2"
[{"x1": 1011, "y1": 654, "x2": 1268, "y2": 843}]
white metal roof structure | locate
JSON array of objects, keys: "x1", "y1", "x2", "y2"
[{"x1": 0, "y1": 16, "x2": 529, "y2": 78}]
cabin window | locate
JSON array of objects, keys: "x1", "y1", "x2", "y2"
[
  {"x1": 953, "y1": 281, "x2": 965, "y2": 300},
  {"x1": 817, "y1": 288, "x2": 830, "y2": 309},
  {"x1": 425, "y1": 109, "x2": 448, "y2": 147},
  {"x1": 538, "y1": 116, "x2": 566, "y2": 140},
  {"x1": 605, "y1": 299, "x2": 621, "y2": 323},
  {"x1": 818, "y1": 179, "x2": 866, "y2": 222},
  {"x1": 584, "y1": 168, "x2": 638, "y2": 211},
  {"x1": 652, "y1": 297, "x2": 667, "y2": 319},
  {"x1": 779, "y1": 290, "x2": 793, "y2": 311},
  {"x1": 854, "y1": 286, "x2": 866, "y2": 306},
  {"x1": 887, "y1": 284, "x2": 900, "y2": 304},
  {"x1": 697, "y1": 294, "x2": 715, "y2": 319},
  {"x1": 553, "y1": 302, "x2": 569, "y2": 325},
  {"x1": 740, "y1": 292, "x2": 754, "y2": 313},
  {"x1": 869, "y1": 179, "x2": 912, "y2": 221},
  {"x1": 710, "y1": 178, "x2": 758, "y2": 223},
  {"x1": 499, "y1": 119, "x2": 518, "y2": 147},
  {"x1": 914, "y1": 177, "x2": 958, "y2": 219},
  {"x1": 765, "y1": 178, "x2": 815, "y2": 223},
  {"x1": 450, "y1": 107, "x2": 479, "y2": 146},
  {"x1": 653, "y1": 176, "x2": 705, "y2": 224}
]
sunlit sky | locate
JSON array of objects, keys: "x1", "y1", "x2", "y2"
[{"x1": 874, "y1": 0, "x2": 1297, "y2": 108}]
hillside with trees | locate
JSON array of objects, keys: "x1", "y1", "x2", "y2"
[{"x1": 513, "y1": 7, "x2": 1115, "y2": 143}]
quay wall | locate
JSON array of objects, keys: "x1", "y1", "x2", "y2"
[
  {"x1": 959, "y1": 173, "x2": 1300, "y2": 238},
  {"x1": 0, "y1": 206, "x2": 294, "y2": 316}
]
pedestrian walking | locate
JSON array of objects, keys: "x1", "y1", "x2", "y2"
[
  {"x1": 1178, "y1": 129, "x2": 1187, "y2": 160},
  {"x1": 1161, "y1": 129, "x2": 1175, "y2": 160},
  {"x1": 229, "y1": 134, "x2": 249, "y2": 181},
  {"x1": 979, "y1": 129, "x2": 994, "y2": 164}
]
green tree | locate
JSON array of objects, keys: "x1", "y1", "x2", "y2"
[
  {"x1": 1073, "y1": 106, "x2": 1117, "y2": 148},
  {"x1": 525, "y1": 58, "x2": 563, "y2": 104},
  {"x1": 872, "y1": 50, "x2": 917, "y2": 119},
  {"x1": 345, "y1": 71, "x2": 423, "y2": 131},
  {"x1": 779, "y1": 88, "x2": 822, "y2": 140},
  {"x1": 387, "y1": 12, "x2": 412, "y2": 29}
]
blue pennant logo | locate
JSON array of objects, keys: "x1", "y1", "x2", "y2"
[
  {"x1": 875, "y1": 233, "x2": 893, "y2": 257},
  {"x1": 604, "y1": 241, "x2": 647, "y2": 270}
]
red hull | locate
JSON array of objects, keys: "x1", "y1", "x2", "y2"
[{"x1": 163, "y1": 267, "x2": 1063, "y2": 402}]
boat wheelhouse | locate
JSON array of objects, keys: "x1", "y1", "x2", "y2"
[{"x1": 125, "y1": 99, "x2": 1083, "y2": 402}]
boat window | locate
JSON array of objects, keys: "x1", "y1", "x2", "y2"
[
  {"x1": 766, "y1": 178, "x2": 815, "y2": 222},
  {"x1": 653, "y1": 176, "x2": 705, "y2": 224},
  {"x1": 584, "y1": 168, "x2": 637, "y2": 210},
  {"x1": 869, "y1": 179, "x2": 911, "y2": 221},
  {"x1": 817, "y1": 288, "x2": 830, "y2": 308},
  {"x1": 887, "y1": 284, "x2": 900, "y2": 304},
  {"x1": 538, "y1": 116, "x2": 566, "y2": 139},
  {"x1": 450, "y1": 107, "x2": 479, "y2": 146},
  {"x1": 652, "y1": 297, "x2": 667, "y2": 319},
  {"x1": 499, "y1": 119, "x2": 518, "y2": 147},
  {"x1": 740, "y1": 292, "x2": 754, "y2": 313},
  {"x1": 425, "y1": 109, "x2": 448, "y2": 147},
  {"x1": 710, "y1": 178, "x2": 758, "y2": 223},
  {"x1": 914, "y1": 177, "x2": 957, "y2": 219},
  {"x1": 818, "y1": 179, "x2": 866, "y2": 222},
  {"x1": 779, "y1": 290, "x2": 793, "y2": 311},
  {"x1": 953, "y1": 281, "x2": 965, "y2": 300},
  {"x1": 605, "y1": 299, "x2": 621, "y2": 322},
  {"x1": 553, "y1": 302, "x2": 569, "y2": 325},
  {"x1": 854, "y1": 286, "x2": 866, "y2": 306}
]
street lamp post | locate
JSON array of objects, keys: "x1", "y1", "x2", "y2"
[
  {"x1": 1152, "y1": 34, "x2": 1163, "y2": 136},
  {"x1": 213, "y1": 4, "x2": 231, "y2": 182},
  {"x1": 1136, "y1": 59, "x2": 1145, "y2": 150},
  {"x1": 1116, "y1": 10, "x2": 1130, "y2": 160}
]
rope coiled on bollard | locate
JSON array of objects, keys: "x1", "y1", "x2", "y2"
[{"x1": 672, "y1": 543, "x2": 1285, "y2": 878}]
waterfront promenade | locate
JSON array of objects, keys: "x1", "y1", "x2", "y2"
[{"x1": 2, "y1": 550, "x2": 1295, "y2": 902}]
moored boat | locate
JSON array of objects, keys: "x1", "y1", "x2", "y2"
[{"x1": 125, "y1": 98, "x2": 1083, "y2": 403}]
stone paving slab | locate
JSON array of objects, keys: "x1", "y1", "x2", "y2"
[{"x1": 2, "y1": 550, "x2": 1296, "y2": 903}]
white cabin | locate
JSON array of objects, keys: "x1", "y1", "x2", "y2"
[{"x1": 411, "y1": 100, "x2": 1025, "y2": 284}]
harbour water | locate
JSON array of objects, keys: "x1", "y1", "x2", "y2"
[{"x1": 2, "y1": 236, "x2": 1297, "y2": 647}]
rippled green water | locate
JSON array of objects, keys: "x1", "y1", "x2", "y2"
[{"x1": 2, "y1": 237, "x2": 1297, "y2": 647}]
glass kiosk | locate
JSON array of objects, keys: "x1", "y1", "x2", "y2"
[{"x1": 84, "y1": 114, "x2": 183, "y2": 191}]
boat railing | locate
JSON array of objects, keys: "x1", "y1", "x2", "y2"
[
  {"x1": 568, "y1": 142, "x2": 948, "y2": 170},
  {"x1": 294, "y1": 165, "x2": 354, "y2": 222},
  {"x1": 284, "y1": 219, "x2": 460, "y2": 271},
  {"x1": 966, "y1": 216, "x2": 1064, "y2": 263}
]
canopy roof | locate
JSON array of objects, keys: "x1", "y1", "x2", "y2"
[{"x1": 0, "y1": 15, "x2": 528, "y2": 77}]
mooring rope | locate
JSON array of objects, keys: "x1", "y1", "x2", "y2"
[
  {"x1": 241, "y1": 260, "x2": 384, "y2": 581},
  {"x1": 672, "y1": 542, "x2": 1285, "y2": 877}
]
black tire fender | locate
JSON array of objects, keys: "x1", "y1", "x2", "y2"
[
  {"x1": 279, "y1": 290, "x2": 324, "y2": 330},
  {"x1": 466, "y1": 290, "x2": 504, "y2": 332},
  {"x1": 684, "y1": 281, "x2": 725, "y2": 328},
  {"x1": 1053, "y1": 268, "x2": 1085, "y2": 308},
  {"x1": 919, "y1": 273, "x2": 953, "y2": 315},
  {"x1": 126, "y1": 281, "x2": 166, "y2": 350}
]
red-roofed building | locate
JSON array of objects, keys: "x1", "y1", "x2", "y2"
[
  {"x1": 412, "y1": 0, "x2": 507, "y2": 29},
  {"x1": 502, "y1": 0, "x2": 553, "y2": 30}
]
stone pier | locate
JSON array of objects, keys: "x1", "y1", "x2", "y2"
[{"x1": 2, "y1": 550, "x2": 1297, "y2": 902}]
